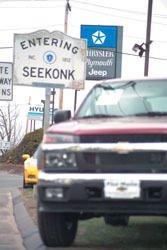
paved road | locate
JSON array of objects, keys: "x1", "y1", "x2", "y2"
[
  {"x1": 0, "y1": 189, "x2": 25, "y2": 250},
  {"x1": 0, "y1": 172, "x2": 42, "y2": 250},
  {"x1": 0, "y1": 171, "x2": 22, "y2": 188},
  {"x1": 0, "y1": 171, "x2": 24, "y2": 249}
]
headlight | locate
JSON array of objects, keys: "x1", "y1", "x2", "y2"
[
  {"x1": 43, "y1": 133, "x2": 78, "y2": 143},
  {"x1": 42, "y1": 133, "x2": 78, "y2": 169},
  {"x1": 45, "y1": 152, "x2": 77, "y2": 168}
]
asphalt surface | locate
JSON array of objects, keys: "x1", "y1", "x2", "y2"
[
  {"x1": 0, "y1": 172, "x2": 45, "y2": 250},
  {"x1": 0, "y1": 171, "x2": 22, "y2": 188},
  {"x1": 0, "y1": 188, "x2": 24, "y2": 250}
]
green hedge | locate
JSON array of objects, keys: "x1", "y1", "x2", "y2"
[{"x1": 0, "y1": 128, "x2": 43, "y2": 164}]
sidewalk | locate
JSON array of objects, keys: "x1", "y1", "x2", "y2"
[
  {"x1": 0, "y1": 188, "x2": 45, "y2": 250},
  {"x1": 0, "y1": 189, "x2": 25, "y2": 250}
]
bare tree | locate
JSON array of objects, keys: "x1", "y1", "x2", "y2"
[{"x1": 0, "y1": 103, "x2": 22, "y2": 155}]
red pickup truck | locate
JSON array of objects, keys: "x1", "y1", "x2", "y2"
[{"x1": 37, "y1": 77, "x2": 167, "y2": 247}]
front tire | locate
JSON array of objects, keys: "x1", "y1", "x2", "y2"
[{"x1": 38, "y1": 211, "x2": 78, "y2": 247}]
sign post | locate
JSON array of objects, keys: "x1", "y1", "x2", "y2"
[{"x1": 43, "y1": 88, "x2": 51, "y2": 131}]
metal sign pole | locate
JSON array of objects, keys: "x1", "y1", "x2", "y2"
[
  {"x1": 144, "y1": 0, "x2": 153, "y2": 76},
  {"x1": 74, "y1": 89, "x2": 78, "y2": 112},
  {"x1": 43, "y1": 87, "x2": 51, "y2": 131}
]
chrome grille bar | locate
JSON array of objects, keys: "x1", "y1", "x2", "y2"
[{"x1": 42, "y1": 142, "x2": 167, "y2": 154}]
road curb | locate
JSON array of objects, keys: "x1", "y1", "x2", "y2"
[{"x1": 11, "y1": 188, "x2": 46, "y2": 250}]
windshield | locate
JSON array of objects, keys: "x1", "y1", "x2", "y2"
[{"x1": 76, "y1": 79, "x2": 167, "y2": 118}]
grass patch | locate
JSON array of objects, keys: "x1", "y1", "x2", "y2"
[
  {"x1": 21, "y1": 189, "x2": 167, "y2": 249},
  {"x1": 75, "y1": 216, "x2": 167, "y2": 249}
]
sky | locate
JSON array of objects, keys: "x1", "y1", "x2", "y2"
[{"x1": 0, "y1": 0, "x2": 167, "y2": 133}]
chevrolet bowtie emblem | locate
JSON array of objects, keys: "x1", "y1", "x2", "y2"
[
  {"x1": 113, "y1": 142, "x2": 133, "y2": 154},
  {"x1": 117, "y1": 186, "x2": 127, "y2": 192}
]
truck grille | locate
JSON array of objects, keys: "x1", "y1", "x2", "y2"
[
  {"x1": 80, "y1": 134, "x2": 167, "y2": 143},
  {"x1": 78, "y1": 134, "x2": 167, "y2": 173}
]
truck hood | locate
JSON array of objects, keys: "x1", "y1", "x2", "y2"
[{"x1": 47, "y1": 116, "x2": 167, "y2": 135}]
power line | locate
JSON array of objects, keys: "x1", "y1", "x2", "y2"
[
  {"x1": 0, "y1": 4, "x2": 64, "y2": 8},
  {"x1": 73, "y1": 5, "x2": 146, "y2": 23},
  {"x1": 72, "y1": 2, "x2": 167, "y2": 26},
  {"x1": 0, "y1": 22, "x2": 167, "y2": 44},
  {"x1": 0, "y1": 0, "x2": 62, "y2": 4},
  {"x1": 0, "y1": 46, "x2": 13, "y2": 49},
  {"x1": 0, "y1": 24, "x2": 63, "y2": 32},
  {"x1": 72, "y1": 0, "x2": 167, "y2": 19},
  {"x1": 72, "y1": 0, "x2": 147, "y2": 15},
  {"x1": 1, "y1": 0, "x2": 167, "y2": 26},
  {"x1": 119, "y1": 51, "x2": 167, "y2": 61},
  {"x1": 2, "y1": 0, "x2": 167, "y2": 20},
  {"x1": 0, "y1": 45, "x2": 167, "y2": 61},
  {"x1": 0, "y1": 25, "x2": 167, "y2": 47},
  {"x1": 126, "y1": 34, "x2": 167, "y2": 44},
  {"x1": 0, "y1": 3, "x2": 167, "y2": 33}
]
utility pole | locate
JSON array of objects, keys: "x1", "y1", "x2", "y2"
[
  {"x1": 43, "y1": 0, "x2": 71, "y2": 131},
  {"x1": 64, "y1": 0, "x2": 71, "y2": 34},
  {"x1": 144, "y1": 0, "x2": 153, "y2": 76},
  {"x1": 59, "y1": 0, "x2": 71, "y2": 109}
]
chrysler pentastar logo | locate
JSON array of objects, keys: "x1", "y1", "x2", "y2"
[{"x1": 91, "y1": 30, "x2": 106, "y2": 45}]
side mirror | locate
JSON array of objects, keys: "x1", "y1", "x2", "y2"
[
  {"x1": 22, "y1": 154, "x2": 30, "y2": 161},
  {"x1": 53, "y1": 110, "x2": 71, "y2": 124}
]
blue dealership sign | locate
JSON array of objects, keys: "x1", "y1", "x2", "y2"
[
  {"x1": 80, "y1": 24, "x2": 123, "y2": 80},
  {"x1": 80, "y1": 25, "x2": 117, "y2": 48}
]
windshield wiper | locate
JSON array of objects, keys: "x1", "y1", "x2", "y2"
[
  {"x1": 134, "y1": 112, "x2": 167, "y2": 117},
  {"x1": 79, "y1": 114, "x2": 122, "y2": 119},
  {"x1": 96, "y1": 80, "x2": 136, "y2": 90}
]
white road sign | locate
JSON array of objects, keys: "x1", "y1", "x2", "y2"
[
  {"x1": 13, "y1": 30, "x2": 87, "y2": 89},
  {"x1": 0, "y1": 62, "x2": 13, "y2": 101},
  {"x1": 28, "y1": 104, "x2": 44, "y2": 121},
  {"x1": 27, "y1": 104, "x2": 53, "y2": 121},
  {"x1": 0, "y1": 141, "x2": 10, "y2": 150}
]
